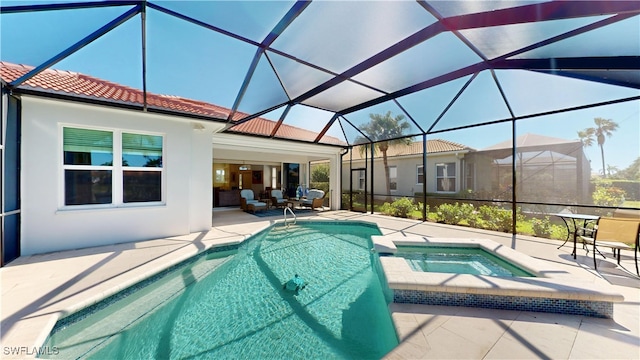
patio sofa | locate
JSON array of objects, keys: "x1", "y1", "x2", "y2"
[{"x1": 300, "y1": 189, "x2": 325, "y2": 210}]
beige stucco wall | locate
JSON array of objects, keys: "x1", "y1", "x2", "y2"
[
  {"x1": 342, "y1": 152, "x2": 464, "y2": 198},
  {"x1": 20, "y1": 96, "x2": 221, "y2": 255}
]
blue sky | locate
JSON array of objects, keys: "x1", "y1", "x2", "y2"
[{"x1": 1, "y1": 1, "x2": 638, "y2": 171}]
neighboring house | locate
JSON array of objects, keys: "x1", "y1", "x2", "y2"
[
  {"x1": 0, "y1": 62, "x2": 344, "y2": 261},
  {"x1": 342, "y1": 133, "x2": 590, "y2": 206},
  {"x1": 342, "y1": 140, "x2": 474, "y2": 199},
  {"x1": 468, "y1": 133, "x2": 591, "y2": 204}
]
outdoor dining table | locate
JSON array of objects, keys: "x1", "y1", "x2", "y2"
[{"x1": 553, "y1": 213, "x2": 600, "y2": 259}]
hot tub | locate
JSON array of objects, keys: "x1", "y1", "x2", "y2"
[
  {"x1": 372, "y1": 235, "x2": 624, "y2": 318},
  {"x1": 394, "y1": 245, "x2": 536, "y2": 277}
]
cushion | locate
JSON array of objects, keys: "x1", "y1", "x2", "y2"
[
  {"x1": 240, "y1": 189, "x2": 255, "y2": 200},
  {"x1": 307, "y1": 189, "x2": 324, "y2": 200}
]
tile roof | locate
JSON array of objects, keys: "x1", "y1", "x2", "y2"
[
  {"x1": 0, "y1": 62, "x2": 345, "y2": 145},
  {"x1": 349, "y1": 139, "x2": 473, "y2": 160}
]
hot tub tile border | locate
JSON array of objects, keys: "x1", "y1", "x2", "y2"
[{"x1": 393, "y1": 289, "x2": 614, "y2": 318}]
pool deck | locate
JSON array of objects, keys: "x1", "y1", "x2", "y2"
[{"x1": 1, "y1": 209, "x2": 639, "y2": 359}]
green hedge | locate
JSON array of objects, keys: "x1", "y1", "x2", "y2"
[
  {"x1": 595, "y1": 180, "x2": 640, "y2": 201},
  {"x1": 309, "y1": 181, "x2": 329, "y2": 193}
]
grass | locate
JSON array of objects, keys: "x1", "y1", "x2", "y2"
[{"x1": 622, "y1": 200, "x2": 640, "y2": 208}]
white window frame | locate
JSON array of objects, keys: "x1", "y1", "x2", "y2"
[
  {"x1": 416, "y1": 165, "x2": 424, "y2": 185},
  {"x1": 435, "y1": 162, "x2": 456, "y2": 193},
  {"x1": 358, "y1": 169, "x2": 365, "y2": 190},
  {"x1": 60, "y1": 125, "x2": 165, "y2": 209},
  {"x1": 389, "y1": 165, "x2": 397, "y2": 192}
]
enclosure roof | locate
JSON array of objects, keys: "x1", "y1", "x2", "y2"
[
  {"x1": 1, "y1": 1, "x2": 639, "y2": 147},
  {"x1": 482, "y1": 133, "x2": 581, "y2": 151},
  {"x1": 479, "y1": 132, "x2": 584, "y2": 160}
]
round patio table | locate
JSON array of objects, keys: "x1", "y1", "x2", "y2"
[{"x1": 553, "y1": 213, "x2": 600, "y2": 259}]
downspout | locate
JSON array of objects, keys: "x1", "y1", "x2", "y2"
[{"x1": 340, "y1": 147, "x2": 349, "y2": 210}]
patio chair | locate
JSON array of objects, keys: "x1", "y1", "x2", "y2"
[
  {"x1": 580, "y1": 216, "x2": 640, "y2": 275},
  {"x1": 300, "y1": 189, "x2": 325, "y2": 210},
  {"x1": 613, "y1": 208, "x2": 640, "y2": 219},
  {"x1": 270, "y1": 189, "x2": 288, "y2": 208},
  {"x1": 240, "y1": 189, "x2": 267, "y2": 213}
]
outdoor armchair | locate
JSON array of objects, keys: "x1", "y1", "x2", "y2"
[
  {"x1": 240, "y1": 189, "x2": 266, "y2": 213},
  {"x1": 270, "y1": 190, "x2": 288, "y2": 208},
  {"x1": 580, "y1": 216, "x2": 640, "y2": 275},
  {"x1": 300, "y1": 189, "x2": 325, "y2": 210}
]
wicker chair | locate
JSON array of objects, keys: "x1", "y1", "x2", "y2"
[
  {"x1": 240, "y1": 189, "x2": 266, "y2": 213},
  {"x1": 299, "y1": 189, "x2": 325, "y2": 210},
  {"x1": 270, "y1": 189, "x2": 288, "y2": 208}
]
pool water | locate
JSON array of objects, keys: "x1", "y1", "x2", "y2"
[
  {"x1": 395, "y1": 246, "x2": 535, "y2": 277},
  {"x1": 42, "y1": 221, "x2": 398, "y2": 359}
]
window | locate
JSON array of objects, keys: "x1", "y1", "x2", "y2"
[
  {"x1": 272, "y1": 167, "x2": 277, "y2": 188},
  {"x1": 417, "y1": 165, "x2": 424, "y2": 185},
  {"x1": 122, "y1": 132, "x2": 163, "y2": 203},
  {"x1": 464, "y1": 162, "x2": 475, "y2": 191},
  {"x1": 358, "y1": 170, "x2": 365, "y2": 190},
  {"x1": 389, "y1": 166, "x2": 397, "y2": 191},
  {"x1": 215, "y1": 169, "x2": 226, "y2": 183},
  {"x1": 436, "y1": 163, "x2": 456, "y2": 192},
  {"x1": 63, "y1": 127, "x2": 163, "y2": 206}
]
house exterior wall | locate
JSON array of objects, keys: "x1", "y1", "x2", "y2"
[
  {"x1": 343, "y1": 152, "x2": 463, "y2": 198},
  {"x1": 20, "y1": 96, "x2": 222, "y2": 255}
]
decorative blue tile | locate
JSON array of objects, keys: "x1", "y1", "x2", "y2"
[{"x1": 393, "y1": 290, "x2": 613, "y2": 318}]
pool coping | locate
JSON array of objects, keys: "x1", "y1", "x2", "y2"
[{"x1": 373, "y1": 235, "x2": 625, "y2": 305}]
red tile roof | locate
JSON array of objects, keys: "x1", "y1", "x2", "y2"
[
  {"x1": 0, "y1": 62, "x2": 345, "y2": 145},
  {"x1": 349, "y1": 139, "x2": 472, "y2": 160}
]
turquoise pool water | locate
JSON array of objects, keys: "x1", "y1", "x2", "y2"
[
  {"x1": 42, "y1": 221, "x2": 398, "y2": 359},
  {"x1": 395, "y1": 246, "x2": 535, "y2": 277}
]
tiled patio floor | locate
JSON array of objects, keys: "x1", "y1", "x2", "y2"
[{"x1": 1, "y1": 209, "x2": 638, "y2": 359}]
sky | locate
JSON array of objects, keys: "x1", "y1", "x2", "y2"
[{"x1": 1, "y1": 1, "x2": 638, "y2": 171}]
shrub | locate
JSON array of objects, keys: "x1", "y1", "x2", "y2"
[
  {"x1": 435, "y1": 203, "x2": 461, "y2": 224},
  {"x1": 380, "y1": 197, "x2": 416, "y2": 218},
  {"x1": 478, "y1": 206, "x2": 523, "y2": 233},
  {"x1": 592, "y1": 184, "x2": 626, "y2": 207},
  {"x1": 531, "y1": 216, "x2": 552, "y2": 238},
  {"x1": 379, "y1": 202, "x2": 394, "y2": 216},
  {"x1": 435, "y1": 202, "x2": 479, "y2": 226}
]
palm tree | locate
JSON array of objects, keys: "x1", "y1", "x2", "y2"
[
  {"x1": 577, "y1": 128, "x2": 595, "y2": 147},
  {"x1": 578, "y1": 117, "x2": 619, "y2": 178},
  {"x1": 606, "y1": 164, "x2": 619, "y2": 178},
  {"x1": 355, "y1": 111, "x2": 411, "y2": 201}
]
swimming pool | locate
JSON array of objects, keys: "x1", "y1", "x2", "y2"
[
  {"x1": 395, "y1": 246, "x2": 535, "y2": 277},
  {"x1": 42, "y1": 221, "x2": 398, "y2": 359}
]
